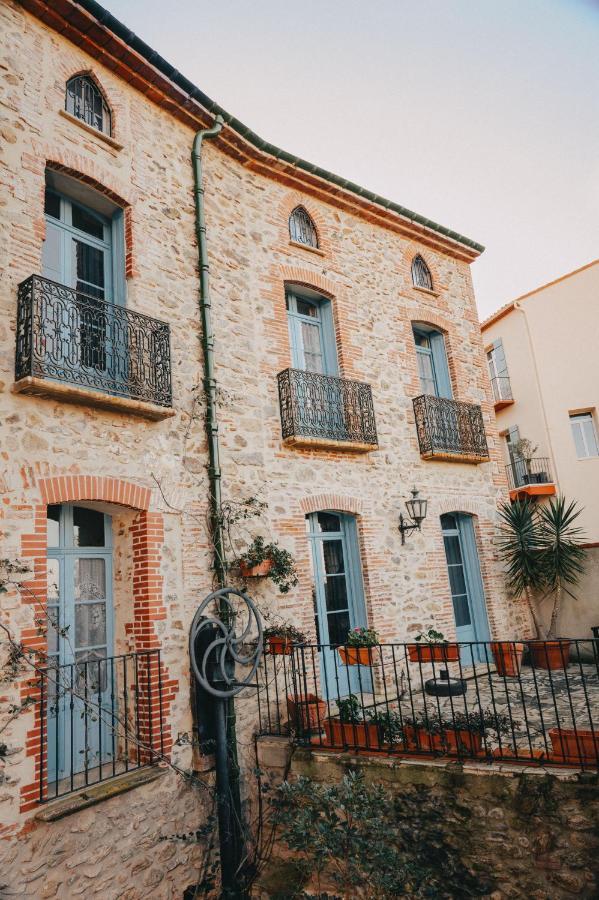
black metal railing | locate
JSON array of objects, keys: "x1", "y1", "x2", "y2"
[
  {"x1": 16, "y1": 275, "x2": 172, "y2": 407},
  {"x1": 39, "y1": 649, "x2": 165, "y2": 802},
  {"x1": 277, "y1": 368, "x2": 377, "y2": 446},
  {"x1": 490, "y1": 375, "x2": 513, "y2": 405},
  {"x1": 257, "y1": 639, "x2": 599, "y2": 769},
  {"x1": 413, "y1": 394, "x2": 489, "y2": 460},
  {"x1": 506, "y1": 457, "x2": 553, "y2": 491}
]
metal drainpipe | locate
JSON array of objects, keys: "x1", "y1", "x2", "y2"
[
  {"x1": 191, "y1": 116, "x2": 247, "y2": 898},
  {"x1": 192, "y1": 115, "x2": 226, "y2": 588}
]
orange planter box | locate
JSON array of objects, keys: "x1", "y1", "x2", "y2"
[
  {"x1": 266, "y1": 636, "x2": 293, "y2": 655},
  {"x1": 548, "y1": 728, "x2": 599, "y2": 763},
  {"x1": 405, "y1": 725, "x2": 483, "y2": 755},
  {"x1": 529, "y1": 640, "x2": 570, "y2": 670},
  {"x1": 407, "y1": 643, "x2": 460, "y2": 663},
  {"x1": 337, "y1": 646, "x2": 376, "y2": 666},
  {"x1": 324, "y1": 718, "x2": 383, "y2": 750},
  {"x1": 239, "y1": 559, "x2": 272, "y2": 578},
  {"x1": 287, "y1": 693, "x2": 326, "y2": 731},
  {"x1": 490, "y1": 641, "x2": 525, "y2": 677}
]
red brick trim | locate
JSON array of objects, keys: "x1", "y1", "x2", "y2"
[
  {"x1": 409, "y1": 309, "x2": 452, "y2": 335},
  {"x1": 65, "y1": 68, "x2": 116, "y2": 134},
  {"x1": 299, "y1": 494, "x2": 363, "y2": 515},
  {"x1": 18, "y1": 475, "x2": 173, "y2": 812},
  {"x1": 279, "y1": 266, "x2": 338, "y2": 299},
  {"x1": 38, "y1": 475, "x2": 151, "y2": 510}
]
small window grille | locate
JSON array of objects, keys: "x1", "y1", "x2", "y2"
[
  {"x1": 289, "y1": 206, "x2": 318, "y2": 248},
  {"x1": 411, "y1": 255, "x2": 433, "y2": 291},
  {"x1": 66, "y1": 76, "x2": 111, "y2": 136}
]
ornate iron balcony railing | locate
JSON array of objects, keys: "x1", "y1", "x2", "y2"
[
  {"x1": 506, "y1": 457, "x2": 553, "y2": 491},
  {"x1": 413, "y1": 394, "x2": 489, "y2": 461},
  {"x1": 277, "y1": 368, "x2": 378, "y2": 448},
  {"x1": 16, "y1": 275, "x2": 172, "y2": 407}
]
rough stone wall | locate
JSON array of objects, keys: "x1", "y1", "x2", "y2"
[
  {"x1": 258, "y1": 743, "x2": 599, "y2": 899},
  {"x1": 0, "y1": 0, "x2": 528, "y2": 895}
]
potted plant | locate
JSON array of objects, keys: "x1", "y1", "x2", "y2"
[
  {"x1": 490, "y1": 640, "x2": 525, "y2": 677},
  {"x1": 511, "y1": 437, "x2": 538, "y2": 485},
  {"x1": 404, "y1": 708, "x2": 513, "y2": 756},
  {"x1": 548, "y1": 727, "x2": 599, "y2": 764},
  {"x1": 324, "y1": 694, "x2": 382, "y2": 750},
  {"x1": 287, "y1": 693, "x2": 327, "y2": 732},
  {"x1": 497, "y1": 496, "x2": 586, "y2": 668},
  {"x1": 406, "y1": 627, "x2": 460, "y2": 663},
  {"x1": 263, "y1": 624, "x2": 307, "y2": 656},
  {"x1": 236, "y1": 536, "x2": 299, "y2": 594},
  {"x1": 337, "y1": 627, "x2": 380, "y2": 666}
]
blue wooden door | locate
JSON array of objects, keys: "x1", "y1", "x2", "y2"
[
  {"x1": 306, "y1": 512, "x2": 371, "y2": 699},
  {"x1": 46, "y1": 505, "x2": 114, "y2": 784},
  {"x1": 413, "y1": 327, "x2": 452, "y2": 399},
  {"x1": 441, "y1": 513, "x2": 491, "y2": 664}
]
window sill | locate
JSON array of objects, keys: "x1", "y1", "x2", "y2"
[
  {"x1": 412, "y1": 285, "x2": 440, "y2": 298},
  {"x1": 59, "y1": 108, "x2": 124, "y2": 151},
  {"x1": 13, "y1": 376, "x2": 175, "y2": 421},
  {"x1": 420, "y1": 449, "x2": 489, "y2": 464},
  {"x1": 34, "y1": 765, "x2": 168, "y2": 822},
  {"x1": 283, "y1": 435, "x2": 377, "y2": 453},
  {"x1": 288, "y1": 240, "x2": 326, "y2": 257}
]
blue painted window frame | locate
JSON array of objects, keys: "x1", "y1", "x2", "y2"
[
  {"x1": 286, "y1": 290, "x2": 338, "y2": 375},
  {"x1": 413, "y1": 325, "x2": 452, "y2": 399}
]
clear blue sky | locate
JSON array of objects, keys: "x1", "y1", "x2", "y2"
[{"x1": 105, "y1": 0, "x2": 599, "y2": 318}]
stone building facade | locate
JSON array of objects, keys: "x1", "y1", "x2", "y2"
[{"x1": 0, "y1": 0, "x2": 526, "y2": 895}]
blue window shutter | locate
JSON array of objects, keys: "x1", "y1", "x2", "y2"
[
  {"x1": 457, "y1": 515, "x2": 491, "y2": 644},
  {"x1": 429, "y1": 332, "x2": 452, "y2": 398},
  {"x1": 319, "y1": 299, "x2": 338, "y2": 376},
  {"x1": 110, "y1": 209, "x2": 126, "y2": 306}
]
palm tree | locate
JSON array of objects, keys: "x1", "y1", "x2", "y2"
[
  {"x1": 497, "y1": 498, "x2": 545, "y2": 638},
  {"x1": 537, "y1": 496, "x2": 586, "y2": 639}
]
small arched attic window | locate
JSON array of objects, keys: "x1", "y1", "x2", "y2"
[
  {"x1": 411, "y1": 255, "x2": 433, "y2": 291},
  {"x1": 66, "y1": 75, "x2": 111, "y2": 136},
  {"x1": 289, "y1": 206, "x2": 318, "y2": 248}
]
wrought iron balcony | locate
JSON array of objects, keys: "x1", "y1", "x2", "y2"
[
  {"x1": 15, "y1": 276, "x2": 173, "y2": 417},
  {"x1": 506, "y1": 457, "x2": 555, "y2": 499},
  {"x1": 413, "y1": 394, "x2": 489, "y2": 462},
  {"x1": 277, "y1": 368, "x2": 378, "y2": 451},
  {"x1": 490, "y1": 375, "x2": 514, "y2": 409}
]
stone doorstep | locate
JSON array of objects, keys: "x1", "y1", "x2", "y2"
[
  {"x1": 34, "y1": 765, "x2": 169, "y2": 822},
  {"x1": 13, "y1": 377, "x2": 176, "y2": 421}
]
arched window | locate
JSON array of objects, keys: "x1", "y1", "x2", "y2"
[
  {"x1": 289, "y1": 206, "x2": 318, "y2": 248},
  {"x1": 66, "y1": 75, "x2": 111, "y2": 136},
  {"x1": 411, "y1": 255, "x2": 433, "y2": 291}
]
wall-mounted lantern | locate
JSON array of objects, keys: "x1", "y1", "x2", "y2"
[{"x1": 398, "y1": 487, "x2": 428, "y2": 544}]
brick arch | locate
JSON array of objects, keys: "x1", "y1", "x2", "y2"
[
  {"x1": 39, "y1": 475, "x2": 150, "y2": 510},
  {"x1": 435, "y1": 497, "x2": 492, "y2": 520},
  {"x1": 280, "y1": 265, "x2": 338, "y2": 299},
  {"x1": 300, "y1": 494, "x2": 364, "y2": 516},
  {"x1": 277, "y1": 191, "x2": 331, "y2": 256},
  {"x1": 409, "y1": 308, "x2": 452, "y2": 335}
]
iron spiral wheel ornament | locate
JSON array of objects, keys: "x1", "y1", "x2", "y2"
[{"x1": 189, "y1": 587, "x2": 263, "y2": 698}]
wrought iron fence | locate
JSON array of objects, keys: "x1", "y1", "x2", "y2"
[
  {"x1": 412, "y1": 394, "x2": 489, "y2": 460},
  {"x1": 39, "y1": 649, "x2": 165, "y2": 802},
  {"x1": 257, "y1": 639, "x2": 599, "y2": 769},
  {"x1": 490, "y1": 375, "x2": 513, "y2": 404},
  {"x1": 506, "y1": 457, "x2": 553, "y2": 491},
  {"x1": 277, "y1": 368, "x2": 377, "y2": 446},
  {"x1": 16, "y1": 275, "x2": 172, "y2": 407}
]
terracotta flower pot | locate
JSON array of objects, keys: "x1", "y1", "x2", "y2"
[
  {"x1": 407, "y1": 643, "x2": 460, "y2": 663},
  {"x1": 337, "y1": 645, "x2": 376, "y2": 666},
  {"x1": 287, "y1": 693, "x2": 326, "y2": 731},
  {"x1": 548, "y1": 728, "x2": 599, "y2": 763},
  {"x1": 491, "y1": 641, "x2": 525, "y2": 677},
  {"x1": 266, "y1": 636, "x2": 293, "y2": 655},
  {"x1": 529, "y1": 640, "x2": 571, "y2": 670},
  {"x1": 324, "y1": 718, "x2": 383, "y2": 750},
  {"x1": 405, "y1": 725, "x2": 483, "y2": 755},
  {"x1": 239, "y1": 558, "x2": 272, "y2": 578}
]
